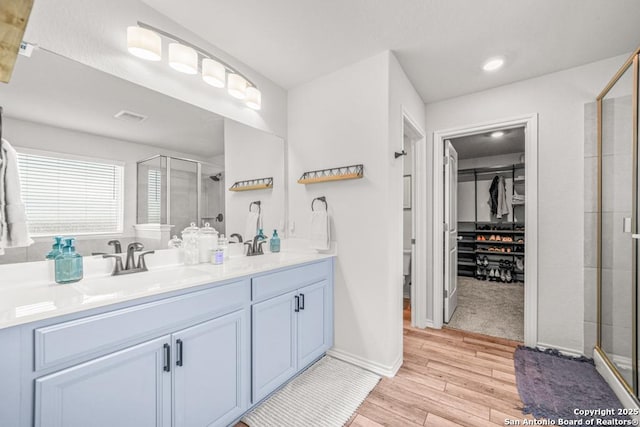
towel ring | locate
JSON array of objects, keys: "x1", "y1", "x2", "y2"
[
  {"x1": 249, "y1": 201, "x2": 261, "y2": 213},
  {"x1": 311, "y1": 196, "x2": 328, "y2": 211}
]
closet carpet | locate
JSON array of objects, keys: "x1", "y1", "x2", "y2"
[{"x1": 446, "y1": 277, "x2": 524, "y2": 342}]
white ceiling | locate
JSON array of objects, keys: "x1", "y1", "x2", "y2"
[
  {"x1": 142, "y1": 0, "x2": 640, "y2": 102},
  {"x1": 1, "y1": 49, "x2": 224, "y2": 157},
  {"x1": 451, "y1": 127, "x2": 525, "y2": 160}
]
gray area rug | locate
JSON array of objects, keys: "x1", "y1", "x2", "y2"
[
  {"x1": 446, "y1": 277, "x2": 524, "y2": 341},
  {"x1": 514, "y1": 347, "x2": 627, "y2": 422},
  {"x1": 242, "y1": 356, "x2": 380, "y2": 427}
]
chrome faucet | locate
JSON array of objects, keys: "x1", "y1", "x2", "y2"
[
  {"x1": 103, "y1": 242, "x2": 155, "y2": 276},
  {"x1": 125, "y1": 242, "x2": 144, "y2": 270},
  {"x1": 244, "y1": 234, "x2": 267, "y2": 256},
  {"x1": 108, "y1": 240, "x2": 122, "y2": 254},
  {"x1": 91, "y1": 239, "x2": 123, "y2": 256}
]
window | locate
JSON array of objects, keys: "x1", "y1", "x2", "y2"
[
  {"x1": 147, "y1": 169, "x2": 162, "y2": 223},
  {"x1": 17, "y1": 151, "x2": 124, "y2": 236}
]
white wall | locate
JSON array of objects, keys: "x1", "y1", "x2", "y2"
[
  {"x1": 224, "y1": 119, "x2": 285, "y2": 241},
  {"x1": 424, "y1": 53, "x2": 629, "y2": 354},
  {"x1": 2, "y1": 117, "x2": 209, "y2": 262},
  {"x1": 24, "y1": 0, "x2": 288, "y2": 138},
  {"x1": 288, "y1": 51, "x2": 424, "y2": 375}
]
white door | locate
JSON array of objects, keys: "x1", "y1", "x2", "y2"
[{"x1": 444, "y1": 141, "x2": 459, "y2": 322}]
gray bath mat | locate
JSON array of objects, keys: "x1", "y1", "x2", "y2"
[
  {"x1": 242, "y1": 356, "x2": 380, "y2": 427},
  {"x1": 514, "y1": 347, "x2": 628, "y2": 422}
]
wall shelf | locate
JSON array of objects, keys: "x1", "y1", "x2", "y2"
[
  {"x1": 298, "y1": 164, "x2": 363, "y2": 184},
  {"x1": 229, "y1": 177, "x2": 273, "y2": 192}
]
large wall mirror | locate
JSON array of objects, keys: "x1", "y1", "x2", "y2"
[{"x1": 0, "y1": 48, "x2": 285, "y2": 264}]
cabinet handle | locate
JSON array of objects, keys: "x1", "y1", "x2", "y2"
[
  {"x1": 299, "y1": 293, "x2": 305, "y2": 310},
  {"x1": 176, "y1": 339, "x2": 183, "y2": 367},
  {"x1": 294, "y1": 295, "x2": 300, "y2": 312},
  {"x1": 163, "y1": 343, "x2": 171, "y2": 372}
]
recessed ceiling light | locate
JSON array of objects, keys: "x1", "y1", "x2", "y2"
[
  {"x1": 491, "y1": 131, "x2": 504, "y2": 138},
  {"x1": 483, "y1": 57, "x2": 504, "y2": 72}
]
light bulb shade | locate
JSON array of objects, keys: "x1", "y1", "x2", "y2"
[
  {"x1": 246, "y1": 86, "x2": 261, "y2": 110},
  {"x1": 227, "y1": 73, "x2": 248, "y2": 99},
  {"x1": 202, "y1": 58, "x2": 226, "y2": 88},
  {"x1": 169, "y1": 43, "x2": 198, "y2": 75},
  {"x1": 127, "y1": 26, "x2": 161, "y2": 61}
]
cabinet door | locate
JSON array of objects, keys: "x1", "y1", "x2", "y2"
[
  {"x1": 173, "y1": 310, "x2": 248, "y2": 427},
  {"x1": 297, "y1": 280, "x2": 332, "y2": 367},
  {"x1": 35, "y1": 336, "x2": 171, "y2": 427},
  {"x1": 252, "y1": 291, "x2": 297, "y2": 403}
]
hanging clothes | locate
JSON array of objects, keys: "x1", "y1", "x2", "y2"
[
  {"x1": 496, "y1": 176, "x2": 510, "y2": 219},
  {"x1": 489, "y1": 176, "x2": 499, "y2": 215},
  {"x1": 0, "y1": 138, "x2": 33, "y2": 255}
]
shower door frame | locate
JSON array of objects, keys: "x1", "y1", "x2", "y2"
[
  {"x1": 596, "y1": 47, "x2": 640, "y2": 399},
  {"x1": 136, "y1": 154, "x2": 203, "y2": 227}
]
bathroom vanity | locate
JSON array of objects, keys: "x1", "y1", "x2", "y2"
[{"x1": 0, "y1": 254, "x2": 334, "y2": 427}]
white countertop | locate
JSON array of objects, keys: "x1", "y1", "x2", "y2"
[{"x1": 0, "y1": 251, "x2": 334, "y2": 331}]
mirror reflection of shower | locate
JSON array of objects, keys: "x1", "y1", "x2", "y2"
[
  {"x1": 136, "y1": 155, "x2": 226, "y2": 236},
  {"x1": 202, "y1": 167, "x2": 226, "y2": 234}
]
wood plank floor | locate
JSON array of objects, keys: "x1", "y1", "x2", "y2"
[
  {"x1": 344, "y1": 302, "x2": 532, "y2": 427},
  {"x1": 240, "y1": 301, "x2": 531, "y2": 427}
]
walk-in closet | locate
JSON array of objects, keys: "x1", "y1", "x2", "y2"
[{"x1": 446, "y1": 128, "x2": 526, "y2": 341}]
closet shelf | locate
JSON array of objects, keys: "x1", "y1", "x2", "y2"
[
  {"x1": 474, "y1": 230, "x2": 524, "y2": 234},
  {"x1": 475, "y1": 250, "x2": 525, "y2": 256},
  {"x1": 298, "y1": 164, "x2": 363, "y2": 184},
  {"x1": 475, "y1": 240, "x2": 524, "y2": 245},
  {"x1": 229, "y1": 177, "x2": 273, "y2": 192},
  {"x1": 459, "y1": 249, "x2": 475, "y2": 254}
]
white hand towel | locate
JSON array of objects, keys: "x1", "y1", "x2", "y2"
[
  {"x1": 310, "y1": 210, "x2": 330, "y2": 251},
  {"x1": 244, "y1": 211, "x2": 260, "y2": 242},
  {"x1": 0, "y1": 138, "x2": 32, "y2": 255}
]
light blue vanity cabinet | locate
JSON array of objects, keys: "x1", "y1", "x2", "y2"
[
  {"x1": 172, "y1": 309, "x2": 248, "y2": 427},
  {"x1": 29, "y1": 278, "x2": 251, "y2": 427},
  {"x1": 0, "y1": 257, "x2": 333, "y2": 427},
  {"x1": 251, "y1": 260, "x2": 334, "y2": 403},
  {"x1": 35, "y1": 336, "x2": 172, "y2": 427}
]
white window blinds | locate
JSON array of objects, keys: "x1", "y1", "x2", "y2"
[
  {"x1": 147, "y1": 169, "x2": 161, "y2": 223},
  {"x1": 17, "y1": 151, "x2": 124, "y2": 236}
]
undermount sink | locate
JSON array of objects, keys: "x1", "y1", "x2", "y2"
[{"x1": 73, "y1": 267, "x2": 211, "y2": 297}]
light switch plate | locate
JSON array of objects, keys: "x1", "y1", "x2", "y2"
[{"x1": 623, "y1": 217, "x2": 632, "y2": 233}]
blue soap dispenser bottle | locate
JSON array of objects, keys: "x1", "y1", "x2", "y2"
[
  {"x1": 270, "y1": 229, "x2": 280, "y2": 253},
  {"x1": 55, "y1": 238, "x2": 84, "y2": 284},
  {"x1": 45, "y1": 236, "x2": 63, "y2": 260}
]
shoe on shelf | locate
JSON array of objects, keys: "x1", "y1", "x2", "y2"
[
  {"x1": 505, "y1": 270, "x2": 512, "y2": 283},
  {"x1": 517, "y1": 238, "x2": 524, "y2": 243},
  {"x1": 500, "y1": 269, "x2": 506, "y2": 282},
  {"x1": 483, "y1": 256, "x2": 489, "y2": 266},
  {"x1": 495, "y1": 235, "x2": 501, "y2": 241},
  {"x1": 489, "y1": 235, "x2": 496, "y2": 241},
  {"x1": 516, "y1": 257, "x2": 524, "y2": 271}
]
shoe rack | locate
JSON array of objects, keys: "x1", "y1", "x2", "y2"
[{"x1": 456, "y1": 163, "x2": 526, "y2": 283}]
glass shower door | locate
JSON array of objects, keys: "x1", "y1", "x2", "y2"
[{"x1": 598, "y1": 54, "x2": 637, "y2": 394}]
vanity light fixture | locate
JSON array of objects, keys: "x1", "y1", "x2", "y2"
[
  {"x1": 126, "y1": 26, "x2": 162, "y2": 61},
  {"x1": 491, "y1": 131, "x2": 505, "y2": 138},
  {"x1": 228, "y1": 73, "x2": 248, "y2": 99},
  {"x1": 168, "y1": 43, "x2": 198, "y2": 74},
  {"x1": 202, "y1": 58, "x2": 226, "y2": 88},
  {"x1": 482, "y1": 57, "x2": 504, "y2": 72},
  {"x1": 126, "y1": 22, "x2": 261, "y2": 109}
]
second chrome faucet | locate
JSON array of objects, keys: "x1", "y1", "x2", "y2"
[{"x1": 103, "y1": 242, "x2": 154, "y2": 275}]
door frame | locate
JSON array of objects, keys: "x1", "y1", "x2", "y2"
[
  {"x1": 402, "y1": 108, "x2": 427, "y2": 328},
  {"x1": 431, "y1": 114, "x2": 538, "y2": 347}
]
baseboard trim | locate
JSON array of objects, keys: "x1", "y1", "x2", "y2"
[
  {"x1": 536, "y1": 342, "x2": 583, "y2": 358},
  {"x1": 594, "y1": 349, "x2": 640, "y2": 419},
  {"x1": 327, "y1": 348, "x2": 401, "y2": 378}
]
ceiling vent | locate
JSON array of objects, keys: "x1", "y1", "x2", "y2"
[{"x1": 114, "y1": 110, "x2": 148, "y2": 123}]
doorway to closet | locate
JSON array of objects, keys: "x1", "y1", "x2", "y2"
[{"x1": 444, "y1": 126, "x2": 526, "y2": 341}]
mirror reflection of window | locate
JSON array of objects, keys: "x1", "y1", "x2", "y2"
[{"x1": 147, "y1": 169, "x2": 161, "y2": 223}]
